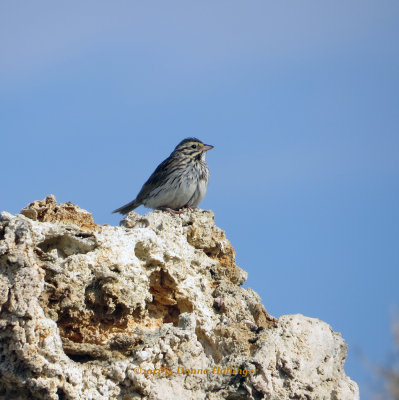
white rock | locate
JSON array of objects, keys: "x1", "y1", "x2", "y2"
[{"x1": 0, "y1": 196, "x2": 359, "y2": 399}]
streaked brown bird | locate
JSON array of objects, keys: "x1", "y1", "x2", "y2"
[{"x1": 113, "y1": 138, "x2": 213, "y2": 215}]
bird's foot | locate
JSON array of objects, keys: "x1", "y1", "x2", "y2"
[
  {"x1": 182, "y1": 205, "x2": 197, "y2": 211},
  {"x1": 157, "y1": 206, "x2": 197, "y2": 215}
]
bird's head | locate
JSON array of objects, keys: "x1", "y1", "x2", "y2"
[{"x1": 173, "y1": 138, "x2": 214, "y2": 160}]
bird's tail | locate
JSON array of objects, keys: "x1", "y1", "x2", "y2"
[{"x1": 112, "y1": 199, "x2": 141, "y2": 215}]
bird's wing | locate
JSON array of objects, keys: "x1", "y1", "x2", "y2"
[{"x1": 135, "y1": 156, "x2": 178, "y2": 202}]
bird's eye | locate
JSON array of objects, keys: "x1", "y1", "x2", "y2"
[{"x1": 191, "y1": 144, "x2": 197, "y2": 149}]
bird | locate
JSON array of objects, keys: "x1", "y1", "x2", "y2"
[{"x1": 113, "y1": 138, "x2": 213, "y2": 215}]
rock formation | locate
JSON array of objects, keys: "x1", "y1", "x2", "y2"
[{"x1": 0, "y1": 195, "x2": 359, "y2": 399}]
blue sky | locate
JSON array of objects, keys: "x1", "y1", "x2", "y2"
[{"x1": 1, "y1": 1, "x2": 398, "y2": 397}]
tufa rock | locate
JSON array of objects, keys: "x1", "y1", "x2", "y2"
[
  {"x1": 0, "y1": 195, "x2": 359, "y2": 400},
  {"x1": 20, "y1": 194, "x2": 98, "y2": 231}
]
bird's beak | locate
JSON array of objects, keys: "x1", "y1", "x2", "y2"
[{"x1": 202, "y1": 144, "x2": 214, "y2": 152}]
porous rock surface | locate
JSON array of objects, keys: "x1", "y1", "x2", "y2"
[{"x1": 0, "y1": 196, "x2": 359, "y2": 400}]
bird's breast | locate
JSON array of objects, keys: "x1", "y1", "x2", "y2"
[{"x1": 143, "y1": 160, "x2": 209, "y2": 210}]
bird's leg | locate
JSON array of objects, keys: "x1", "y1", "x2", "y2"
[
  {"x1": 182, "y1": 205, "x2": 197, "y2": 211},
  {"x1": 157, "y1": 205, "x2": 197, "y2": 215},
  {"x1": 169, "y1": 208, "x2": 185, "y2": 215}
]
